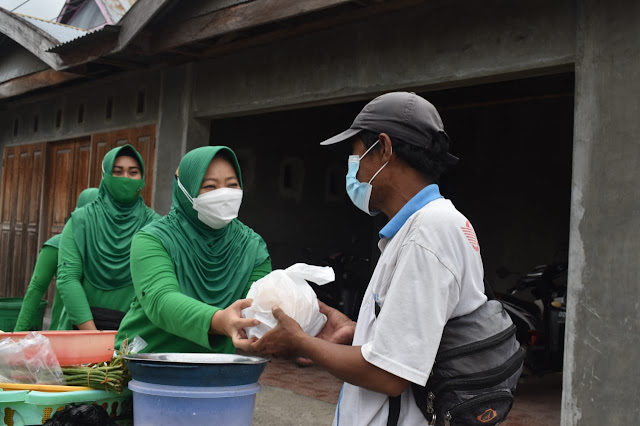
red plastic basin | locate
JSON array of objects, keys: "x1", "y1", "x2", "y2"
[{"x1": 5, "y1": 330, "x2": 117, "y2": 366}]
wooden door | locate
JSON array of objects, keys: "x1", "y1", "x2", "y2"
[
  {"x1": 39, "y1": 137, "x2": 92, "y2": 303},
  {"x1": 42, "y1": 138, "x2": 92, "y2": 239},
  {"x1": 0, "y1": 124, "x2": 156, "y2": 299},
  {"x1": 0, "y1": 143, "x2": 45, "y2": 297}
]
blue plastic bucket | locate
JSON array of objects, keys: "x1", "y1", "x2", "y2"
[{"x1": 128, "y1": 380, "x2": 261, "y2": 426}]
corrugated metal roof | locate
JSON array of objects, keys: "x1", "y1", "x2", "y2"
[
  {"x1": 14, "y1": 12, "x2": 88, "y2": 44},
  {"x1": 100, "y1": 0, "x2": 137, "y2": 24},
  {"x1": 46, "y1": 24, "x2": 119, "y2": 53}
]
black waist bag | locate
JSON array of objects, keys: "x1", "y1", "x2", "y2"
[
  {"x1": 410, "y1": 300, "x2": 525, "y2": 426},
  {"x1": 90, "y1": 307, "x2": 126, "y2": 331}
]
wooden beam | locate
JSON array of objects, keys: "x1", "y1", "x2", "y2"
[
  {"x1": 114, "y1": 0, "x2": 175, "y2": 52},
  {"x1": 0, "y1": 9, "x2": 64, "y2": 69},
  {"x1": 199, "y1": 0, "x2": 424, "y2": 58},
  {"x1": 0, "y1": 69, "x2": 80, "y2": 99},
  {"x1": 147, "y1": 0, "x2": 356, "y2": 54}
]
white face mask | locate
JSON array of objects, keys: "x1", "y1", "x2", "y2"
[{"x1": 177, "y1": 178, "x2": 243, "y2": 229}]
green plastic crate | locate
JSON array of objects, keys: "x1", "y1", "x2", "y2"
[
  {"x1": 0, "y1": 388, "x2": 132, "y2": 426},
  {"x1": 0, "y1": 391, "x2": 28, "y2": 426}
]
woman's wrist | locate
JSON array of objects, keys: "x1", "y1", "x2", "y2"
[{"x1": 209, "y1": 309, "x2": 225, "y2": 336}]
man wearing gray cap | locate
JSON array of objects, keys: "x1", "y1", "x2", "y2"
[{"x1": 252, "y1": 92, "x2": 491, "y2": 425}]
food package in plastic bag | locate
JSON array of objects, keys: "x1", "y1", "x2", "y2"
[
  {"x1": 242, "y1": 263, "x2": 335, "y2": 339},
  {"x1": 0, "y1": 332, "x2": 65, "y2": 385}
]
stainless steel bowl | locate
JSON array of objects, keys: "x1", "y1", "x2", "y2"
[{"x1": 123, "y1": 353, "x2": 269, "y2": 387}]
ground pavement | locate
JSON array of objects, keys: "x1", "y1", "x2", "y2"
[{"x1": 254, "y1": 358, "x2": 562, "y2": 425}]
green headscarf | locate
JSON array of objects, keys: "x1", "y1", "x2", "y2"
[
  {"x1": 71, "y1": 145, "x2": 159, "y2": 290},
  {"x1": 141, "y1": 146, "x2": 269, "y2": 305},
  {"x1": 43, "y1": 188, "x2": 99, "y2": 250}
]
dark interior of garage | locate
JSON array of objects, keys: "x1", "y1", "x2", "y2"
[{"x1": 211, "y1": 72, "x2": 574, "y2": 320}]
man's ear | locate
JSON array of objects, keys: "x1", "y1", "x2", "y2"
[{"x1": 378, "y1": 133, "x2": 394, "y2": 162}]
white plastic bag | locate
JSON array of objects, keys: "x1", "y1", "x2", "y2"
[
  {"x1": 242, "y1": 263, "x2": 335, "y2": 339},
  {"x1": 0, "y1": 332, "x2": 65, "y2": 385}
]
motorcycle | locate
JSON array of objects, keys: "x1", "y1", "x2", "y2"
[{"x1": 492, "y1": 261, "x2": 568, "y2": 376}]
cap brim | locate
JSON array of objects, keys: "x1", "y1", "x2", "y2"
[{"x1": 320, "y1": 128, "x2": 361, "y2": 146}]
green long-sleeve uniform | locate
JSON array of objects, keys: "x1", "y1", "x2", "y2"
[
  {"x1": 115, "y1": 232, "x2": 271, "y2": 353},
  {"x1": 56, "y1": 218, "x2": 135, "y2": 326},
  {"x1": 14, "y1": 245, "x2": 71, "y2": 331}
]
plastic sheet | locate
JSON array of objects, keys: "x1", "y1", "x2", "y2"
[
  {"x1": 42, "y1": 403, "x2": 115, "y2": 426},
  {"x1": 0, "y1": 331, "x2": 64, "y2": 385},
  {"x1": 242, "y1": 263, "x2": 335, "y2": 339}
]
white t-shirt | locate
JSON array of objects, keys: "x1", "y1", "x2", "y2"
[{"x1": 333, "y1": 198, "x2": 487, "y2": 426}]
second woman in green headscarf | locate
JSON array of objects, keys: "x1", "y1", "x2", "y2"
[
  {"x1": 56, "y1": 145, "x2": 160, "y2": 330},
  {"x1": 116, "y1": 146, "x2": 271, "y2": 353}
]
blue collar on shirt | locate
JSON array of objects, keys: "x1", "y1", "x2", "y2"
[{"x1": 379, "y1": 184, "x2": 443, "y2": 239}]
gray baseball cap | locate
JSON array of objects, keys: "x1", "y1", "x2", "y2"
[{"x1": 320, "y1": 92, "x2": 458, "y2": 164}]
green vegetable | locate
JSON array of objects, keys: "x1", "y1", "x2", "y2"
[{"x1": 61, "y1": 355, "x2": 130, "y2": 393}]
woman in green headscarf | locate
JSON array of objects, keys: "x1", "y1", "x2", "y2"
[
  {"x1": 56, "y1": 145, "x2": 160, "y2": 330},
  {"x1": 14, "y1": 188, "x2": 99, "y2": 331},
  {"x1": 116, "y1": 146, "x2": 271, "y2": 353}
]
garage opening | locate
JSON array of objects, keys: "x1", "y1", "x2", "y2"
[{"x1": 211, "y1": 72, "x2": 572, "y2": 422}]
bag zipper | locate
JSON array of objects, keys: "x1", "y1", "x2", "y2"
[
  {"x1": 432, "y1": 347, "x2": 525, "y2": 395},
  {"x1": 436, "y1": 324, "x2": 517, "y2": 363},
  {"x1": 443, "y1": 391, "x2": 514, "y2": 426}
]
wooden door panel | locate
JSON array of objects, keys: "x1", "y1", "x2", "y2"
[
  {"x1": 48, "y1": 144, "x2": 75, "y2": 236},
  {"x1": 0, "y1": 147, "x2": 17, "y2": 230},
  {"x1": 28, "y1": 147, "x2": 44, "y2": 225},
  {"x1": 132, "y1": 125, "x2": 156, "y2": 207},
  {"x1": 0, "y1": 147, "x2": 18, "y2": 296},
  {"x1": 74, "y1": 140, "x2": 92, "y2": 200},
  {"x1": 10, "y1": 150, "x2": 31, "y2": 295},
  {"x1": 0, "y1": 229, "x2": 10, "y2": 296},
  {"x1": 113, "y1": 129, "x2": 130, "y2": 147},
  {"x1": 1, "y1": 149, "x2": 17, "y2": 224},
  {"x1": 90, "y1": 133, "x2": 111, "y2": 189},
  {"x1": 22, "y1": 145, "x2": 45, "y2": 296},
  {"x1": 0, "y1": 143, "x2": 45, "y2": 297}
]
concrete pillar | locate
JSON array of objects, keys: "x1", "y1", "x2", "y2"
[
  {"x1": 154, "y1": 63, "x2": 209, "y2": 214},
  {"x1": 564, "y1": 1, "x2": 640, "y2": 424}
]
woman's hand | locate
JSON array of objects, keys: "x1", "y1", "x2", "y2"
[
  {"x1": 210, "y1": 299, "x2": 260, "y2": 351},
  {"x1": 76, "y1": 320, "x2": 98, "y2": 330}
]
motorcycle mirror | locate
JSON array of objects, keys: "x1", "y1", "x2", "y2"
[{"x1": 496, "y1": 266, "x2": 511, "y2": 279}]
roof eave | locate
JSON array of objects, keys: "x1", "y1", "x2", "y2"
[
  {"x1": 46, "y1": 24, "x2": 121, "y2": 54},
  {"x1": 0, "y1": 8, "x2": 66, "y2": 70}
]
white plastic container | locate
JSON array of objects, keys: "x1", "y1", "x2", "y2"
[{"x1": 128, "y1": 379, "x2": 261, "y2": 426}]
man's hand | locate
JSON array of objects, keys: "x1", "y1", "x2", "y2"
[
  {"x1": 315, "y1": 301, "x2": 357, "y2": 344},
  {"x1": 296, "y1": 301, "x2": 357, "y2": 365},
  {"x1": 250, "y1": 306, "x2": 306, "y2": 359},
  {"x1": 210, "y1": 299, "x2": 259, "y2": 351}
]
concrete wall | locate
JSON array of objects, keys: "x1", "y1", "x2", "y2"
[
  {"x1": 193, "y1": 0, "x2": 575, "y2": 118},
  {"x1": 155, "y1": 64, "x2": 210, "y2": 214},
  {"x1": 563, "y1": 0, "x2": 640, "y2": 424},
  {"x1": 0, "y1": 38, "x2": 49, "y2": 83},
  {"x1": 0, "y1": 70, "x2": 160, "y2": 147}
]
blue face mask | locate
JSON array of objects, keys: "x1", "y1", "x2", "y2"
[{"x1": 346, "y1": 140, "x2": 391, "y2": 215}]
